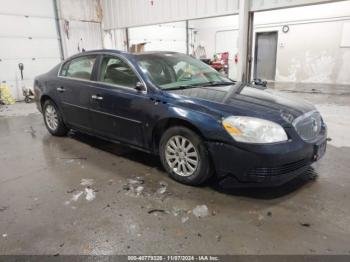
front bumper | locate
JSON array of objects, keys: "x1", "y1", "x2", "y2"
[{"x1": 207, "y1": 128, "x2": 327, "y2": 187}]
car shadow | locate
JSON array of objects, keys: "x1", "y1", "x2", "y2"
[
  {"x1": 69, "y1": 131, "x2": 317, "y2": 200},
  {"x1": 68, "y1": 130, "x2": 162, "y2": 168}
]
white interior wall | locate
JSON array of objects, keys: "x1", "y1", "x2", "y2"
[
  {"x1": 250, "y1": 0, "x2": 346, "y2": 12},
  {"x1": 189, "y1": 15, "x2": 239, "y2": 79},
  {"x1": 103, "y1": 0, "x2": 239, "y2": 29},
  {"x1": 253, "y1": 0, "x2": 350, "y2": 84},
  {"x1": 128, "y1": 22, "x2": 187, "y2": 53},
  {"x1": 185, "y1": 1, "x2": 350, "y2": 84}
]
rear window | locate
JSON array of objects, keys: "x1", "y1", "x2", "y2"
[{"x1": 60, "y1": 55, "x2": 96, "y2": 80}]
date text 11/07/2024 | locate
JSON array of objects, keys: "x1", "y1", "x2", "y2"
[{"x1": 127, "y1": 255, "x2": 220, "y2": 261}]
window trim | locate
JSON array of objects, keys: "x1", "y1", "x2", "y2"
[
  {"x1": 96, "y1": 54, "x2": 144, "y2": 92},
  {"x1": 58, "y1": 52, "x2": 147, "y2": 94},
  {"x1": 59, "y1": 55, "x2": 97, "y2": 81}
]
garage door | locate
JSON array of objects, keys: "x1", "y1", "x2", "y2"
[
  {"x1": 0, "y1": 0, "x2": 61, "y2": 101},
  {"x1": 128, "y1": 22, "x2": 187, "y2": 53}
]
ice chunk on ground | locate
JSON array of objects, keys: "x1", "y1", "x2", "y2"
[
  {"x1": 80, "y1": 178, "x2": 94, "y2": 186},
  {"x1": 85, "y1": 188, "x2": 96, "y2": 201},
  {"x1": 135, "y1": 186, "x2": 144, "y2": 196},
  {"x1": 71, "y1": 191, "x2": 83, "y2": 202},
  {"x1": 181, "y1": 216, "x2": 189, "y2": 223},
  {"x1": 192, "y1": 205, "x2": 209, "y2": 218}
]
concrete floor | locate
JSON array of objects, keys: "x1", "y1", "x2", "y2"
[{"x1": 0, "y1": 91, "x2": 350, "y2": 255}]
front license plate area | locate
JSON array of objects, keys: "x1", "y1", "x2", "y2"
[{"x1": 314, "y1": 140, "x2": 327, "y2": 161}]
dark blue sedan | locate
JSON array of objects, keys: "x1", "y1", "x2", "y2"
[{"x1": 34, "y1": 50, "x2": 327, "y2": 187}]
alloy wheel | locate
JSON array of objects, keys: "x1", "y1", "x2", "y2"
[
  {"x1": 165, "y1": 135, "x2": 199, "y2": 177},
  {"x1": 45, "y1": 104, "x2": 58, "y2": 131}
]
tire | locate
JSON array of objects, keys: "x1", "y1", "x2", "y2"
[
  {"x1": 159, "y1": 126, "x2": 213, "y2": 186},
  {"x1": 43, "y1": 99, "x2": 69, "y2": 136},
  {"x1": 24, "y1": 97, "x2": 31, "y2": 103}
]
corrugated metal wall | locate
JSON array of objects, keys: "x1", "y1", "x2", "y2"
[
  {"x1": 0, "y1": 0, "x2": 105, "y2": 100},
  {"x1": 58, "y1": 0, "x2": 103, "y2": 58},
  {"x1": 103, "y1": 0, "x2": 239, "y2": 29}
]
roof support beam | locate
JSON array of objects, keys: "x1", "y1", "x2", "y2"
[
  {"x1": 237, "y1": 0, "x2": 254, "y2": 82},
  {"x1": 250, "y1": 0, "x2": 347, "y2": 12}
]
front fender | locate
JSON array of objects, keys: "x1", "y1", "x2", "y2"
[{"x1": 146, "y1": 103, "x2": 233, "y2": 152}]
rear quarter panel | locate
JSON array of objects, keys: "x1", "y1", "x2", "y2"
[{"x1": 34, "y1": 64, "x2": 62, "y2": 113}]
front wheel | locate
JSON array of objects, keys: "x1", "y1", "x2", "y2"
[
  {"x1": 43, "y1": 100, "x2": 69, "y2": 136},
  {"x1": 159, "y1": 126, "x2": 213, "y2": 186}
]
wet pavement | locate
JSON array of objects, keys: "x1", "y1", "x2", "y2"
[{"x1": 0, "y1": 92, "x2": 350, "y2": 255}]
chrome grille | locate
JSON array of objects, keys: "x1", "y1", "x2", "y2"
[{"x1": 293, "y1": 110, "x2": 322, "y2": 142}]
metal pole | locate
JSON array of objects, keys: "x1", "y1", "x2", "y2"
[
  {"x1": 53, "y1": 0, "x2": 64, "y2": 60},
  {"x1": 237, "y1": 0, "x2": 250, "y2": 82},
  {"x1": 246, "y1": 12, "x2": 254, "y2": 82},
  {"x1": 186, "y1": 20, "x2": 189, "y2": 55},
  {"x1": 125, "y1": 28, "x2": 130, "y2": 52}
]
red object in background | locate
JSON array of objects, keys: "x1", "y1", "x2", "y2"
[
  {"x1": 234, "y1": 53, "x2": 239, "y2": 64},
  {"x1": 221, "y1": 52, "x2": 229, "y2": 63},
  {"x1": 211, "y1": 62, "x2": 223, "y2": 70},
  {"x1": 210, "y1": 52, "x2": 229, "y2": 76}
]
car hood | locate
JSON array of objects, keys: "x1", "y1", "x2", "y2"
[{"x1": 165, "y1": 83, "x2": 316, "y2": 126}]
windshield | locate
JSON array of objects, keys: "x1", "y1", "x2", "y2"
[{"x1": 135, "y1": 53, "x2": 234, "y2": 90}]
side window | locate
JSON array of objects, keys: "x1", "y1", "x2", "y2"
[
  {"x1": 139, "y1": 59, "x2": 175, "y2": 85},
  {"x1": 61, "y1": 56, "x2": 96, "y2": 80},
  {"x1": 99, "y1": 56, "x2": 139, "y2": 88},
  {"x1": 59, "y1": 62, "x2": 69, "y2": 76}
]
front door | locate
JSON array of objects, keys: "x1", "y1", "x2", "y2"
[
  {"x1": 254, "y1": 32, "x2": 278, "y2": 81},
  {"x1": 89, "y1": 55, "x2": 149, "y2": 148},
  {"x1": 57, "y1": 55, "x2": 97, "y2": 131}
]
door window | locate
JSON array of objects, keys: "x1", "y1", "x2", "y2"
[
  {"x1": 60, "y1": 56, "x2": 96, "y2": 80},
  {"x1": 99, "y1": 56, "x2": 139, "y2": 88}
]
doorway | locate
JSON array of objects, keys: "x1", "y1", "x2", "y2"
[{"x1": 254, "y1": 31, "x2": 278, "y2": 81}]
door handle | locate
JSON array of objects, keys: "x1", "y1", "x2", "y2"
[
  {"x1": 56, "y1": 87, "x2": 65, "y2": 93},
  {"x1": 91, "y1": 94, "x2": 103, "y2": 101}
]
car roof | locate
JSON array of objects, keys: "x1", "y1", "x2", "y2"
[
  {"x1": 66, "y1": 49, "x2": 126, "y2": 59},
  {"x1": 65, "y1": 49, "x2": 184, "y2": 61},
  {"x1": 132, "y1": 51, "x2": 182, "y2": 56}
]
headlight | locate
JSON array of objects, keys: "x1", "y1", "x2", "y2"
[{"x1": 222, "y1": 116, "x2": 288, "y2": 144}]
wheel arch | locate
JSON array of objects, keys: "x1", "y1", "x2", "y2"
[
  {"x1": 40, "y1": 95, "x2": 54, "y2": 109},
  {"x1": 152, "y1": 117, "x2": 205, "y2": 155},
  {"x1": 40, "y1": 95, "x2": 66, "y2": 123}
]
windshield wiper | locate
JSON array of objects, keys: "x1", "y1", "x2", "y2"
[
  {"x1": 165, "y1": 84, "x2": 202, "y2": 90},
  {"x1": 164, "y1": 81, "x2": 235, "y2": 90},
  {"x1": 201, "y1": 81, "x2": 235, "y2": 87}
]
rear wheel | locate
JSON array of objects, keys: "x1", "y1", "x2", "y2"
[
  {"x1": 24, "y1": 96, "x2": 31, "y2": 103},
  {"x1": 159, "y1": 126, "x2": 212, "y2": 186},
  {"x1": 43, "y1": 100, "x2": 68, "y2": 136}
]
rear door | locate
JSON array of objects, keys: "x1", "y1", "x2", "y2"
[
  {"x1": 89, "y1": 54, "x2": 150, "y2": 148},
  {"x1": 58, "y1": 55, "x2": 97, "y2": 131}
]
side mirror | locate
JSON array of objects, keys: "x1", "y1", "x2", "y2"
[{"x1": 135, "y1": 81, "x2": 146, "y2": 92}]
